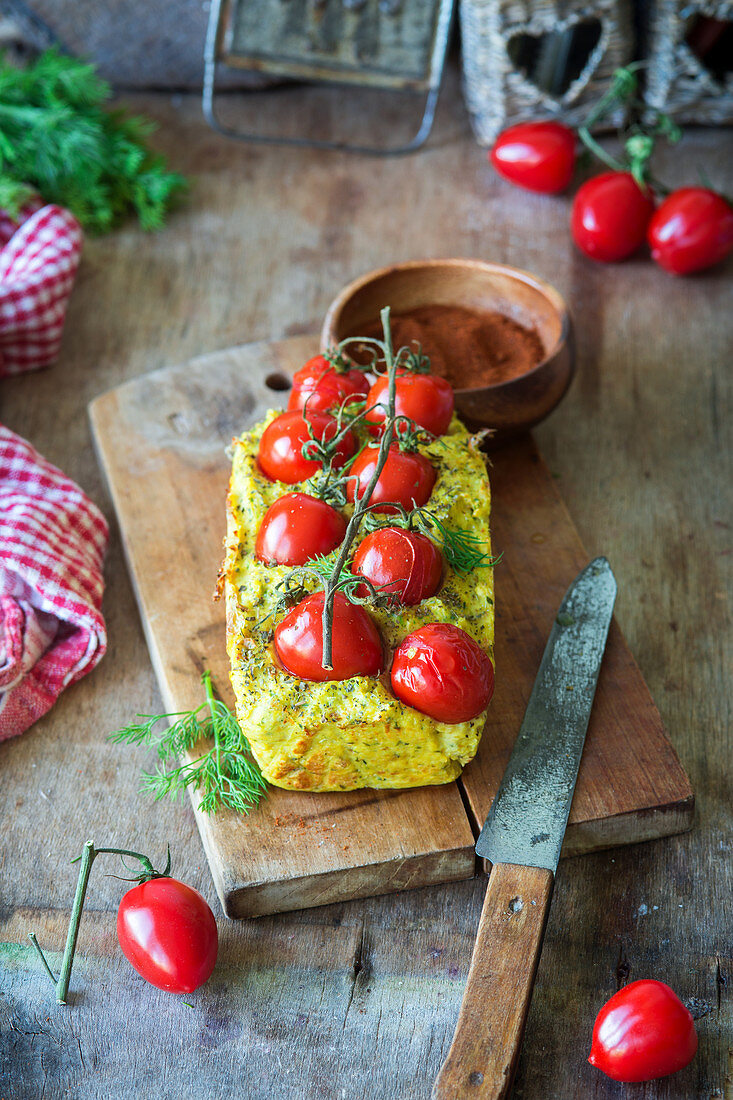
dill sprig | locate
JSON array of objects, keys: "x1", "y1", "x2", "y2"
[
  {"x1": 413, "y1": 510, "x2": 503, "y2": 576},
  {"x1": 0, "y1": 48, "x2": 186, "y2": 232},
  {"x1": 108, "y1": 671, "x2": 266, "y2": 815}
]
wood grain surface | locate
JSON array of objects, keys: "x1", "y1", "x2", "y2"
[
  {"x1": 89, "y1": 336, "x2": 691, "y2": 918},
  {"x1": 0, "y1": 66, "x2": 730, "y2": 1100}
]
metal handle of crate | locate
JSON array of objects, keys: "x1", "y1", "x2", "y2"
[{"x1": 202, "y1": 0, "x2": 455, "y2": 154}]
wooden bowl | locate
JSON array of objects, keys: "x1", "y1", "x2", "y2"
[{"x1": 320, "y1": 259, "x2": 574, "y2": 440}]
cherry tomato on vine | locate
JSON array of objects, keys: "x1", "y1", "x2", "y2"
[
  {"x1": 365, "y1": 371, "x2": 454, "y2": 437},
  {"x1": 571, "y1": 172, "x2": 655, "y2": 263},
  {"x1": 287, "y1": 354, "x2": 369, "y2": 414},
  {"x1": 490, "y1": 121, "x2": 576, "y2": 194},
  {"x1": 274, "y1": 591, "x2": 383, "y2": 682},
  {"x1": 588, "y1": 979, "x2": 698, "y2": 1082},
  {"x1": 117, "y1": 877, "x2": 218, "y2": 994},
  {"x1": 391, "y1": 623, "x2": 494, "y2": 723},
  {"x1": 346, "y1": 445, "x2": 436, "y2": 513},
  {"x1": 648, "y1": 187, "x2": 733, "y2": 275},
  {"x1": 353, "y1": 527, "x2": 443, "y2": 605},
  {"x1": 255, "y1": 492, "x2": 347, "y2": 567},
  {"x1": 257, "y1": 410, "x2": 355, "y2": 484}
]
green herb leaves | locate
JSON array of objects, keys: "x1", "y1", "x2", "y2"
[
  {"x1": 0, "y1": 48, "x2": 186, "y2": 232},
  {"x1": 109, "y1": 671, "x2": 266, "y2": 815}
]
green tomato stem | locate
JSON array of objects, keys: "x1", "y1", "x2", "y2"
[
  {"x1": 577, "y1": 126, "x2": 627, "y2": 173},
  {"x1": 28, "y1": 841, "x2": 163, "y2": 1006},
  {"x1": 28, "y1": 933, "x2": 58, "y2": 985},
  {"x1": 320, "y1": 306, "x2": 398, "y2": 670}
]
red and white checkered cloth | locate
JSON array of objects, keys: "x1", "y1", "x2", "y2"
[
  {"x1": 0, "y1": 203, "x2": 82, "y2": 376},
  {"x1": 0, "y1": 425, "x2": 108, "y2": 740}
]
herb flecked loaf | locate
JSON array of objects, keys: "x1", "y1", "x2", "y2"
[{"x1": 223, "y1": 412, "x2": 495, "y2": 792}]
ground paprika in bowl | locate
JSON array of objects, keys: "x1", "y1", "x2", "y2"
[{"x1": 320, "y1": 259, "x2": 574, "y2": 439}]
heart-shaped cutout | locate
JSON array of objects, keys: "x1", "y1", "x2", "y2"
[
  {"x1": 507, "y1": 19, "x2": 602, "y2": 99},
  {"x1": 685, "y1": 13, "x2": 733, "y2": 85}
]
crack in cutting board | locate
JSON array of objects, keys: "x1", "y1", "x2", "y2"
[{"x1": 89, "y1": 335, "x2": 693, "y2": 918}]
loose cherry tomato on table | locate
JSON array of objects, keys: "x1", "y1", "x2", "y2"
[
  {"x1": 255, "y1": 492, "x2": 347, "y2": 566},
  {"x1": 648, "y1": 187, "x2": 733, "y2": 275},
  {"x1": 352, "y1": 527, "x2": 443, "y2": 605},
  {"x1": 391, "y1": 623, "x2": 494, "y2": 723},
  {"x1": 365, "y1": 371, "x2": 454, "y2": 438},
  {"x1": 346, "y1": 444, "x2": 436, "y2": 513},
  {"x1": 257, "y1": 411, "x2": 356, "y2": 484},
  {"x1": 588, "y1": 979, "x2": 698, "y2": 1082},
  {"x1": 274, "y1": 591, "x2": 383, "y2": 681},
  {"x1": 117, "y1": 877, "x2": 218, "y2": 994},
  {"x1": 490, "y1": 120, "x2": 576, "y2": 194},
  {"x1": 287, "y1": 354, "x2": 369, "y2": 414},
  {"x1": 571, "y1": 172, "x2": 655, "y2": 262}
]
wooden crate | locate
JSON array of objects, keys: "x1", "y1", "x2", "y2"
[
  {"x1": 460, "y1": 0, "x2": 634, "y2": 144},
  {"x1": 644, "y1": 0, "x2": 733, "y2": 125}
]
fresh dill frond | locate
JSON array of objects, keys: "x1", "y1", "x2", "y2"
[
  {"x1": 0, "y1": 48, "x2": 186, "y2": 232},
  {"x1": 413, "y1": 510, "x2": 503, "y2": 576},
  {"x1": 108, "y1": 672, "x2": 266, "y2": 815}
]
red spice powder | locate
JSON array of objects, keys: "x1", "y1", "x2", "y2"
[{"x1": 354, "y1": 304, "x2": 545, "y2": 388}]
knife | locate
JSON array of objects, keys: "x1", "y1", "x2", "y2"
[{"x1": 433, "y1": 556, "x2": 617, "y2": 1100}]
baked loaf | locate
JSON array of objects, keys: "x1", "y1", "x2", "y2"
[{"x1": 224, "y1": 412, "x2": 494, "y2": 791}]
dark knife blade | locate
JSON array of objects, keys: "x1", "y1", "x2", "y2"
[{"x1": 476, "y1": 555, "x2": 617, "y2": 873}]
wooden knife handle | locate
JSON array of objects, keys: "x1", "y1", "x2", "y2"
[{"x1": 432, "y1": 862, "x2": 554, "y2": 1100}]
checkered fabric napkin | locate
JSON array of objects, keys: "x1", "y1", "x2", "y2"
[
  {"x1": 0, "y1": 425, "x2": 109, "y2": 740},
  {"x1": 0, "y1": 204, "x2": 82, "y2": 376}
]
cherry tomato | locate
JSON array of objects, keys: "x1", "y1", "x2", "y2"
[
  {"x1": 391, "y1": 623, "x2": 494, "y2": 723},
  {"x1": 352, "y1": 527, "x2": 442, "y2": 605},
  {"x1": 346, "y1": 444, "x2": 436, "y2": 513},
  {"x1": 287, "y1": 354, "x2": 369, "y2": 414},
  {"x1": 588, "y1": 979, "x2": 698, "y2": 1083},
  {"x1": 365, "y1": 371, "x2": 454, "y2": 437},
  {"x1": 257, "y1": 410, "x2": 355, "y2": 484},
  {"x1": 648, "y1": 187, "x2": 733, "y2": 275},
  {"x1": 571, "y1": 172, "x2": 655, "y2": 262},
  {"x1": 490, "y1": 121, "x2": 576, "y2": 194},
  {"x1": 117, "y1": 877, "x2": 218, "y2": 994},
  {"x1": 255, "y1": 492, "x2": 346, "y2": 566},
  {"x1": 274, "y1": 591, "x2": 383, "y2": 682}
]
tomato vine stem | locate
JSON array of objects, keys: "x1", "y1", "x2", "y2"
[
  {"x1": 319, "y1": 306, "x2": 399, "y2": 670},
  {"x1": 28, "y1": 841, "x2": 168, "y2": 1005}
]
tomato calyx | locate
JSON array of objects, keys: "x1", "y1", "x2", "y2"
[
  {"x1": 321, "y1": 346, "x2": 359, "y2": 375},
  {"x1": 263, "y1": 561, "x2": 395, "y2": 627},
  {"x1": 102, "y1": 842, "x2": 173, "y2": 885},
  {"x1": 299, "y1": 403, "x2": 358, "y2": 470}
]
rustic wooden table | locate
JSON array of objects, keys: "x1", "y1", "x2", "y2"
[{"x1": 1, "y1": 70, "x2": 731, "y2": 1099}]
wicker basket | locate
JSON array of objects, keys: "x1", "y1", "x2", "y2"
[
  {"x1": 644, "y1": 0, "x2": 733, "y2": 125},
  {"x1": 460, "y1": 0, "x2": 634, "y2": 145}
]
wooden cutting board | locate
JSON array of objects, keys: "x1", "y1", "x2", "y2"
[{"x1": 89, "y1": 335, "x2": 694, "y2": 918}]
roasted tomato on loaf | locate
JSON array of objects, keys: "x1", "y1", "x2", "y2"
[{"x1": 223, "y1": 345, "x2": 495, "y2": 792}]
